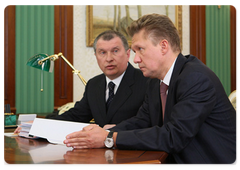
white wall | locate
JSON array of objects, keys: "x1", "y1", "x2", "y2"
[{"x1": 73, "y1": 5, "x2": 190, "y2": 101}]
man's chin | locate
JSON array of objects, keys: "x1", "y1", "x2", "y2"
[
  {"x1": 143, "y1": 72, "x2": 156, "y2": 79},
  {"x1": 142, "y1": 72, "x2": 149, "y2": 78},
  {"x1": 105, "y1": 72, "x2": 118, "y2": 79}
]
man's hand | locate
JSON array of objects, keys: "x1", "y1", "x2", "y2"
[
  {"x1": 63, "y1": 124, "x2": 109, "y2": 149},
  {"x1": 14, "y1": 126, "x2": 21, "y2": 134}
]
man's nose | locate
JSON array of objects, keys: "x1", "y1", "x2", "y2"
[
  {"x1": 134, "y1": 53, "x2": 141, "y2": 64},
  {"x1": 106, "y1": 52, "x2": 113, "y2": 61}
]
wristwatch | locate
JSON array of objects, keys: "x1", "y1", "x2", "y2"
[{"x1": 104, "y1": 131, "x2": 114, "y2": 148}]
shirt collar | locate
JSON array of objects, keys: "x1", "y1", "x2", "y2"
[
  {"x1": 162, "y1": 58, "x2": 177, "y2": 86},
  {"x1": 106, "y1": 71, "x2": 126, "y2": 90}
]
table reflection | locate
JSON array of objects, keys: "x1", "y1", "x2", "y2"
[
  {"x1": 64, "y1": 149, "x2": 116, "y2": 164},
  {"x1": 5, "y1": 135, "x2": 167, "y2": 164},
  {"x1": 5, "y1": 136, "x2": 120, "y2": 164}
]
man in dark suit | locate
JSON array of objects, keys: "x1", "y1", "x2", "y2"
[
  {"x1": 53, "y1": 30, "x2": 148, "y2": 128},
  {"x1": 63, "y1": 14, "x2": 236, "y2": 164}
]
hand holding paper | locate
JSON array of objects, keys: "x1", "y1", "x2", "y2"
[
  {"x1": 64, "y1": 124, "x2": 108, "y2": 149},
  {"x1": 29, "y1": 118, "x2": 90, "y2": 145}
]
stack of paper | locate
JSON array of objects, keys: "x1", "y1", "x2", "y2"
[
  {"x1": 17, "y1": 114, "x2": 37, "y2": 138},
  {"x1": 18, "y1": 114, "x2": 36, "y2": 125},
  {"x1": 19, "y1": 122, "x2": 33, "y2": 138}
]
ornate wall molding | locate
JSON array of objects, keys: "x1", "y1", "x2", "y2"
[{"x1": 175, "y1": 5, "x2": 182, "y2": 50}]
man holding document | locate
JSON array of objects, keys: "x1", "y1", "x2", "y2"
[
  {"x1": 15, "y1": 30, "x2": 148, "y2": 134},
  {"x1": 53, "y1": 30, "x2": 148, "y2": 128},
  {"x1": 63, "y1": 14, "x2": 236, "y2": 164}
]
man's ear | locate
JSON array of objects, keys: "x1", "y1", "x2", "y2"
[
  {"x1": 160, "y1": 39, "x2": 169, "y2": 55},
  {"x1": 126, "y1": 49, "x2": 131, "y2": 59}
]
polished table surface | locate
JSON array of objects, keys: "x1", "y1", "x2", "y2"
[{"x1": 4, "y1": 130, "x2": 168, "y2": 164}]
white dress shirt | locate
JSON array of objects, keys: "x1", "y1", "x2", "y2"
[
  {"x1": 161, "y1": 58, "x2": 177, "y2": 94},
  {"x1": 105, "y1": 71, "x2": 126, "y2": 101}
]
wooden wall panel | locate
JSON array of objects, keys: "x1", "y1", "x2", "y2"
[
  {"x1": 230, "y1": 6, "x2": 236, "y2": 91},
  {"x1": 190, "y1": 6, "x2": 206, "y2": 64},
  {"x1": 4, "y1": 6, "x2": 16, "y2": 113},
  {"x1": 54, "y1": 6, "x2": 74, "y2": 109}
]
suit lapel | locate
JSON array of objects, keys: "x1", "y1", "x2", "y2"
[
  {"x1": 105, "y1": 63, "x2": 135, "y2": 122},
  {"x1": 151, "y1": 79, "x2": 163, "y2": 125},
  {"x1": 168, "y1": 53, "x2": 187, "y2": 87},
  {"x1": 164, "y1": 53, "x2": 187, "y2": 123},
  {"x1": 95, "y1": 76, "x2": 107, "y2": 123}
]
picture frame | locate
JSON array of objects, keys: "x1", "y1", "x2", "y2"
[{"x1": 86, "y1": 5, "x2": 182, "y2": 48}]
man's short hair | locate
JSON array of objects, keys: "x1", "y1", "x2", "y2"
[
  {"x1": 93, "y1": 30, "x2": 129, "y2": 53},
  {"x1": 127, "y1": 14, "x2": 181, "y2": 53}
]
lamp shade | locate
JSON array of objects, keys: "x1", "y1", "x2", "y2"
[{"x1": 26, "y1": 53, "x2": 54, "y2": 72}]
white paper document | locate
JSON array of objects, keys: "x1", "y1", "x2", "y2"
[{"x1": 29, "y1": 118, "x2": 89, "y2": 144}]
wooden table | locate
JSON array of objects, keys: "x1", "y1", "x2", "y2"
[{"x1": 4, "y1": 130, "x2": 168, "y2": 164}]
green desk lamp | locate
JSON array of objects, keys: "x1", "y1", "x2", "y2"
[{"x1": 27, "y1": 52, "x2": 86, "y2": 91}]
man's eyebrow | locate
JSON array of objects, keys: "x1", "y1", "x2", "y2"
[
  {"x1": 112, "y1": 46, "x2": 120, "y2": 49},
  {"x1": 131, "y1": 44, "x2": 138, "y2": 50},
  {"x1": 97, "y1": 46, "x2": 120, "y2": 52},
  {"x1": 97, "y1": 48, "x2": 105, "y2": 51}
]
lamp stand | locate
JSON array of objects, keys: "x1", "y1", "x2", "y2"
[{"x1": 39, "y1": 52, "x2": 87, "y2": 86}]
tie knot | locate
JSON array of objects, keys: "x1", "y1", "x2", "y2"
[
  {"x1": 160, "y1": 82, "x2": 168, "y2": 94},
  {"x1": 108, "y1": 82, "x2": 115, "y2": 91}
]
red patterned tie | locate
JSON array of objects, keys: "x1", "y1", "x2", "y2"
[{"x1": 160, "y1": 82, "x2": 168, "y2": 120}]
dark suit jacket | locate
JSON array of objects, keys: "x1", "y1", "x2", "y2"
[
  {"x1": 54, "y1": 63, "x2": 148, "y2": 127},
  {"x1": 112, "y1": 54, "x2": 236, "y2": 163}
]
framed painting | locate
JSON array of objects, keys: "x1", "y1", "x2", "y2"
[{"x1": 86, "y1": 5, "x2": 182, "y2": 48}]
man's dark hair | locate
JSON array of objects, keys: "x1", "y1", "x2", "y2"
[{"x1": 93, "y1": 30, "x2": 129, "y2": 53}]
